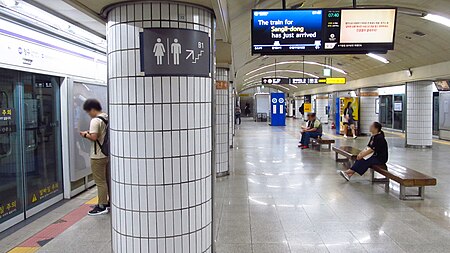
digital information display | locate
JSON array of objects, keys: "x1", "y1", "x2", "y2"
[{"x1": 252, "y1": 8, "x2": 397, "y2": 55}]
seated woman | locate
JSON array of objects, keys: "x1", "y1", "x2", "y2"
[{"x1": 339, "y1": 122, "x2": 388, "y2": 181}]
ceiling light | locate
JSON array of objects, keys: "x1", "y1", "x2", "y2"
[
  {"x1": 244, "y1": 61, "x2": 347, "y2": 76},
  {"x1": 366, "y1": 53, "x2": 390, "y2": 64},
  {"x1": 423, "y1": 14, "x2": 450, "y2": 28},
  {"x1": 244, "y1": 70, "x2": 319, "y2": 82},
  {"x1": 0, "y1": 0, "x2": 17, "y2": 7}
]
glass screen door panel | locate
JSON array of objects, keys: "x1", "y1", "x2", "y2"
[
  {"x1": 433, "y1": 93, "x2": 439, "y2": 135},
  {"x1": 379, "y1": 95, "x2": 393, "y2": 128},
  {"x1": 0, "y1": 69, "x2": 23, "y2": 227},
  {"x1": 393, "y1": 95, "x2": 404, "y2": 130},
  {"x1": 22, "y1": 73, "x2": 62, "y2": 210}
]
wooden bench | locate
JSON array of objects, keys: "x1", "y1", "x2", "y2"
[
  {"x1": 371, "y1": 163, "x2": 437, "y2": 200},
  {"x1": 332, "y1": 146, "x2": 360, "y2": 165},
  {"x1": 333, "y1": 146, "x2": 437, "y2": 200},
  {"x1": 310, "y1": 137, "x2": 335, "y2": 151}
]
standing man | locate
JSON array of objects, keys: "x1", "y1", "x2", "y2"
[
  {"x1": 235, "y1": 105, "x2": 242, "y2": 125},
  {"x1": 80, "y1": 99, "x2": 110, "y2": 216}
]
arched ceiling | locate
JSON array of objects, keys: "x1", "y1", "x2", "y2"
[
  {"x1": 228, "y1": 0, "x2": 450, "y2": 93},
  {"x1": 25, "y1": 0, "x2": 450, "y2": 94}
]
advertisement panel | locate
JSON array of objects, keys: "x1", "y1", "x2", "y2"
[{"x1": 339, "y1": 97, "x2": 359, "y2": 135}]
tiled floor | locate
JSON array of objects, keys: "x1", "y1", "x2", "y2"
[
  {"x1": 215, "y1": 118, "x2": 450, "y2": 253},
  {"x1": 4, "y1": 117, "x2": 450, "y2": 253}
]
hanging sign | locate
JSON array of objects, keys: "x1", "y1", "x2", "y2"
[{"x1": 139, "y1": 28, "x2": 211, "y2": 77}]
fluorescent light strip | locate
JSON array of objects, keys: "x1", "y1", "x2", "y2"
[
  {"x1": 242, "y1": 84, "x2": 290, "y2": 91},
  {"x1": 366, "y1": 53, "x2": 390, "y2": 64},
  {"x1": 423, "y1": 14, "x2": 450, "y2": 28},
  {"x1": 244, "y1": 61, "x2": 347, "y2": 76},
  {"x1": 242, "y1": 80, "x2": 290, "y2": 90},
  {"x1": 244, "y1": 70, "x2": 319, "y2": 82}
]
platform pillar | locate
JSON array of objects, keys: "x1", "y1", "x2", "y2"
[
  {"x1": 215, "y1": 68, "x2": 230, "y2": 177},
  {"x1": 406, "y1": 81, "x2": 433, "y2": 148},
  {"x1": 106, "y1": 2, "x2": 214, "y2": 252}
]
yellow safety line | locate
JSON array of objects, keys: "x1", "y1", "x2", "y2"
[
  {"x1": 8, "y1": 247, "x2": 40, "y2": 253},
  {"x1": 384, "y1": 130, "x2": 450, "y2": 146},
  {"x1": 84, "y1": 196, "x2": 98, "y2": 205}
]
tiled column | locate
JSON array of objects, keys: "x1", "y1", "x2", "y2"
[
  {"x1": 315, "y1": 95, "x2": 329, "y2": 123},
  {"x1": 106, "y1": 2, "x2": 214, "y2": 252},
  {"x1": 359, "y1": 88, "x2": 379, "y2": 135},
  {"x1": 406, "y1": 81, "x2": 433, "y2": 147},
  {"x1": 215, "y1": 68, "x2": 230, "y2": 177}
]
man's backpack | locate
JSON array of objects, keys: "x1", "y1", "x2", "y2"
[{"x1": 96, "y1": 116, "x2": 110, "y2": 156}]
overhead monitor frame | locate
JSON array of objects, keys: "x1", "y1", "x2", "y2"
[{"x1": 251, "y1": 7, "x2": 398, "y2": 55}]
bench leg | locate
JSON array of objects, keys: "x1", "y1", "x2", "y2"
[
  {"x1": 371, "y1": 169, "x2": 390, "y2": 192},
  {"x1": 399, "y1": 186, "x2": 425, "y2": 200}
]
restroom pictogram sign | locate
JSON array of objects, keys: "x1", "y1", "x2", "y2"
[{"x1": 140, "y1": 28, "x2": 211, "y2": 77}]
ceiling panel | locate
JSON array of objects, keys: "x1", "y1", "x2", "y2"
[
  {"x1": 229, "y1": 0, "x2": 450, "y2": 92},
  {"x1": 25, "y1": 0, "x2": 450, "y2": 93}
]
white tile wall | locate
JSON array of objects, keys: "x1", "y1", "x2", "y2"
[
  {"x1": 315, "y1": 97, "x2": 329, "y2": 124},
  {"x1": 360, "y1": 89, "x2": 379, "y2": 135},
  {"x1": 107, "y1": 2, "x2": 214, "y2": 253},
  {"x1": 406, "y1": 81, "x2": 433, "y2": 147},
  {"x1": 215, "y1": 68, "x2": 230, "y2": 176}
]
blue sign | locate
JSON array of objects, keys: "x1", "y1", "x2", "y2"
[
  {"x1": 252, "y1": 9, "x2": 323, "y2": 54},
  {"x1": 271, "y1": 93, "x2": 286, "y2": 126},
  {"x1": 335, "y1": 97, "x2": 340, "y2": 134}
]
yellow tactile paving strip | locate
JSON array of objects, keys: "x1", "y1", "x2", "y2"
[
  {"x1": 8, "y1": 247, "x2": 40, "y2": 253},
  {"x1": 84, "y1": 196, "x2": 98, "y2": 205}
]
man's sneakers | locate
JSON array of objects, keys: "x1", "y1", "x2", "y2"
[
  {"x1": 343, "y1": 135, "x2": 348, "y2": 139},
  {"x1": 88, "y1": 204, "x2": 109, "y2": 216},
  {"x1": 298, "y1": 143, "x2": 309, "y2": 149},
  {"x1": 353, "y1": 136, "x2": 358, "y2": 139}
]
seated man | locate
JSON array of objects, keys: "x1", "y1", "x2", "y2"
[
  {"x1": 298, "y1": 113, "x2": 322, "y2": 149},
  {"x1": 339, "y1": 122, "x2": 388, "y2": 181}
]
